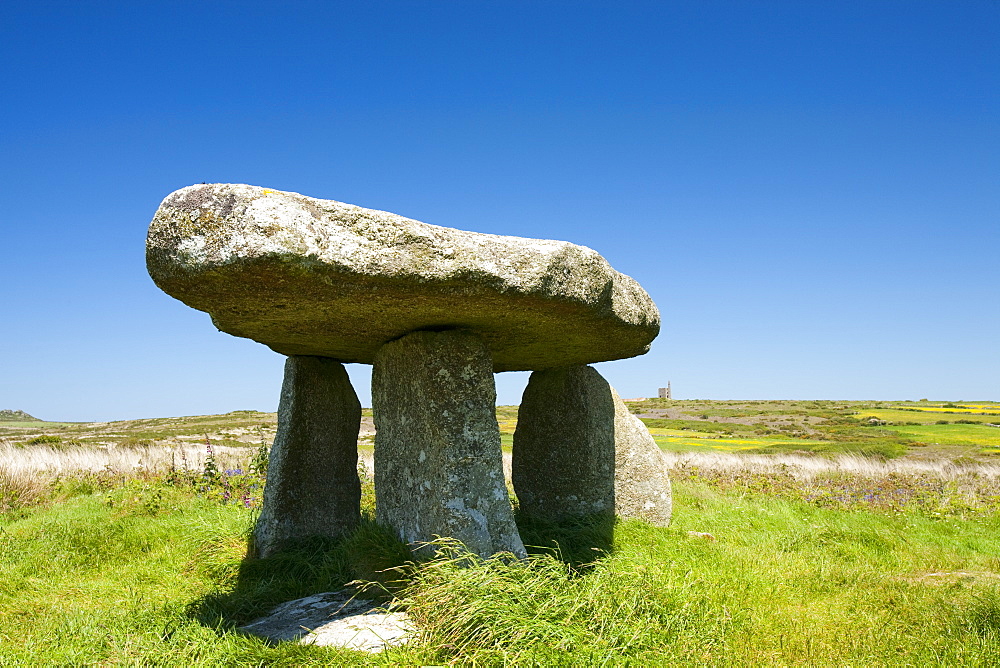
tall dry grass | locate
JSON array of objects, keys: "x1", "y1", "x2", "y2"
[
  {"x1": 665, "y1": 450, "x2": 1000, "y2": 516},
  {"x1": 0, "y1": 440, "x2": 251, "y2": 477},
  {"x1": 5, "y1": 438, "x2": 994, "y2": 487},
  {"x1": 662, "y1": 450, "x2": 1000, "y2": 480},
  {"x1": 5, "y1": 434, "x2": 997, "y2": 481},
  {"x1": 0, "y1": 440, "x2": 257, "y2": 513}
]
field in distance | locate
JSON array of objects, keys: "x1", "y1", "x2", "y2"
[
  {"x1": 626, "y1": 398, "x2": 1000, "y2": 459},
  {"x1": 2, "y1": 399, "x2": 998, "y2": 462}
]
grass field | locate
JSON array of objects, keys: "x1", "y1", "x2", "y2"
[
  {"x1": 648, "y1": 430, "x2": 829, "y2": 452},
  {"x1": 859, "y1": 409, "x2": 1000, "y2": 424},
  {"x1": 883, "y1": 424, "x2": 1000, "y2": 448},
  {"x1": 2, "y1": 401, "x2": 999, "y2": 664},
  {"x1": 5, "y1": 400, "x2": 997, "y2": 459},
  {"x1": 0, "y1": 421, "x2": 83, "y2": 429},
  {"x1": 2, "y1": 462, "x2": 998, "y2": 664},
  {"x1": 628, "y1": 399, "x2": 1000, "y2": 460}
]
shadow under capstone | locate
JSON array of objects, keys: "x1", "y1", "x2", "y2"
[
  {"x1": 514, "y1": 512, "x2": 617, "y2": 568},
  {"x1": 188, "y1": 519, "x2": 411, "y2": 632}
]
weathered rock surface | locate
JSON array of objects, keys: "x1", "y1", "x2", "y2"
[
  {"x1": 372, "y1": 329, "x2": 526, "y2": 558},
  {"x1": 254, "y1": 356, "x2": 362, "y2": 558},
  {"x1": 512, "y1": 366, "x2": 615, "y2": 518},
  {"x1": 240, "y1": 591, "x2": 414, "y2": 652},
  {"x1": 146, "y1": 183, "x2": 659, "y2": 372},
  {"x1": 512, "y1": 365, "x2": 672, "y2": 525},
  {"x1": 610, "y1": 383, "x2": 673, "y2": 526}
]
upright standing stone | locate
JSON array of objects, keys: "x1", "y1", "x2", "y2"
[
  {"x1": 254, "y1": 356, "x2": 362, "y2": 558},
  {"x1": 609, "y1": 384, "x2": 672, "y2": 525},
  {"x1": 372, "y1": 329, "x2": 526, "y2": 559},
  {"x1": 512, "y1": 365, "x2": 672, "y2": 526}
]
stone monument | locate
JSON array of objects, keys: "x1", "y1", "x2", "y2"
[
  {"x1": 512, "y1": 366, "x2": 671, "y2": 525},
  {"x1": 146, "y1": 183, "x2": 670, "y2": 558}
]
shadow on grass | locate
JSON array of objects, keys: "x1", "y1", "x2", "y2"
[
  {"x1": 187, "y1": 517, "x2": 411, "y2": 630},
  {"x1": 515, "y1": 511, "x2": 616, "y2": 569},
  {"x1": 962, "y1": 590, "x2": 1000, "y2": 641},
  {"x1": 188, "y1": 510, "x2": 617, "y2": 633}
]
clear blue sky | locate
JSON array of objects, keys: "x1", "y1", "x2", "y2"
[{"x1": 2, "y1": 1, "x2": 997, "y2": 421}]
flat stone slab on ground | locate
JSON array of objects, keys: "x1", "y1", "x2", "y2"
[
  {"x1": 239, "y1": 591, "x2": 414, "y2": 653},
  {"x1": 146, "y1": 183, "x2": 660, "y2": 371}
]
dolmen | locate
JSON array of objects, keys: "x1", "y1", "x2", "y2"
[{"x1": 146, "y1": 184, "x2": 671, "y2": 559}]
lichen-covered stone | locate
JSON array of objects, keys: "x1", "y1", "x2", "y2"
[
  {"x1": 512, "y1": 365, "x2": 672, "y2": 525},
  {"x1": 254, "y1": 356, "x2": 362, "y2": 558},
  {"x1": 609, "y1": 388, "x2": 673, "y2": 526},
  {"x1": 146, "y1": 183, "x2": 659, "y2": 372},
  {"x1": 372, "y1": 329, "x2": 526, "y2": 558},
  {"x1": 240, "y1": 591, "x2": 414, "y2": 652}
]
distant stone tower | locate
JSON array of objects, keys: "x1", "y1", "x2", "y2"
[{"x1": 658, "y1": 382, "x2": 672, "y2": 400}]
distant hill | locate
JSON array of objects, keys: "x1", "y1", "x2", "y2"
[{"x1": 0, "y1": 409, "x2": 41, "y2": 422}]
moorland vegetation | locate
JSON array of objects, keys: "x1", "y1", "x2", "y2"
[
  {"x1": 1, "y1": 400, "x2": 998, "y2": 664},
  {"x1": 0, "y1": 409, "x2": 40, "y2": 422}
]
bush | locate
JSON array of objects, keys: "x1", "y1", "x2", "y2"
[
  {"x1": 118, "y1": 437, "x2": 153, "y2": 448},
  {"x1": 26, "y1": 435, "x2": 61, "y2": 446}
]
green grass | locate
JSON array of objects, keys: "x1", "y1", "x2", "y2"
[
  {"x1": 2, "y1": 470, "x2": 1000, "y2": 664},
  {"x1": 407, "y1": 493, "x2": 1000, "y2": 664},
  {"x1": 3, "y1": 402, "x2": 1000, "y2": 663},
  {"x1": 882, "y1": 423, "x2": 1000, "y2": 448},
  {"x1": 647, "y1": 428, "x2": 910, "y2": 458},
  {"x1": 641, "y1": 417, "x2": 761, "y2": 434},
  {"x1": 745, "y1": 439, "x2": 911, "y2": 458},
  {"x1": 632, "y1": 401, "x2": 1000, "y2": 459},
  {"x1": 0, "y1": 486, "x2": 389, "y2": 664},
  {"x1": 0, "y1": 421, "x2": 82, "y2": 429},
  {"x1": 862, "y1": 408, "x2": 1000, "y2": 425},
  {"x1": 650, "y1": 433, "x2": 830, "y2": 452}
]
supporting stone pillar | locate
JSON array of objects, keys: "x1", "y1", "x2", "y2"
[
  {"x1": 512, "y1": 365, "x2": 672, "y2": 526},
  {"x1": 254, "y1": 356, "x2": 362, "y2": 558},
  {"x1": 372, "y1": 329, "x2": 526, "y2": 559}
]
